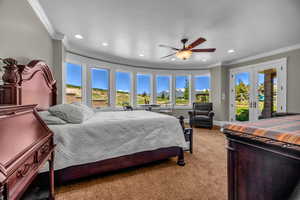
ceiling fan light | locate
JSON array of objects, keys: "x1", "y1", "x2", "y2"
[{"x1": 176, "y1": 50, "x2": 192, "y2": 60}]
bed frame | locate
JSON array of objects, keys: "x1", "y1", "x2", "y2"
[{"x1": 0, "y1": 59, "x2": 185, "y2": 184}]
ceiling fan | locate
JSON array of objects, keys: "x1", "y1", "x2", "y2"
[{"x1": 159, "y1": 38, "x2": 216, "y2": 60}]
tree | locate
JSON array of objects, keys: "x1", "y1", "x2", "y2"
[
  {"x1": 235, "y1": 80, "x2": 249, "y2": 103},
  {"x1": 183, "y1": 79, "x2": 189, "y2": 100},
  {"x1": 141, "y1": 91, "x2": 149, "y2": 104},
  {"x1": 161, "y1": 92, "x2": 165, "y2": 100}
]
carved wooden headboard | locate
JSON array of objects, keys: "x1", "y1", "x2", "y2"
[{"x1": 0, "y1": 59, "x2": 57, "y2": 110}]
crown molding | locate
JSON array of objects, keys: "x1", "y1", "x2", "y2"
[
  {"x1": 27, "y1": 0, "x2": 56, "y2": 36},
  {"x1": 52, "y1": 32, "x2": 65, "y2": 40},
  {"x1": 28, "y1": 0, "x2": 67, "y2": 42},
  {"x1": 207, "y1": 62, "x2": 222, "y2": 68},
  {"x1": 225, "y1": 43, "x2": 300, "y2": 66},
  {"x1": 67, "y1": 50, "x2": 216, "y2": 71}
]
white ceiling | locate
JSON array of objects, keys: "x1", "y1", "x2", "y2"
[{"x1": 39, "y1": 0, "x2": 300, "y2": 69}]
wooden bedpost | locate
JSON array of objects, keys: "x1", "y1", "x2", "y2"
[
  {"x1": 177, "y1": 116, "x2": 186, "y2": 166},
  {"x1": 177, "y1": 148, "x2": 185, "y2": 166},
  {"x1": 0, "y1": 185, "x2": 5, "y2": 200},
  {"x1": 179, "y1": 115, "x2": 185, "y2": 130}
]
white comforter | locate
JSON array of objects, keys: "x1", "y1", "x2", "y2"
[{"x1": 43, "y1": 110, "x2": 187, "y2": 171}]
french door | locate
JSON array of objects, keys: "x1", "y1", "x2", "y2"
[{"x1": 229, "y1": 58, "x2": 287, "y2": 122}]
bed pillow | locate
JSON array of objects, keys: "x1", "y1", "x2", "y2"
[
  {"x1": 49, "y1": 104, "x2": 94, "y2": 124},
  {"x1": 72, "y1": 102, "x2": 95, "y2": 114},
  {"x1": 38, "y1": 111, "x2": 67, "y2": 125}
]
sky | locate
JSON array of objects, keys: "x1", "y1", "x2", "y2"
[
  {"x1": 157, "y1": 75, "x2": 170, "y2": 93},
  {"x1": 66, "y1": 63, "x2": 211, "y2": 93},
  {"x1": 195, "y1": 76, "x2": 210, "y2": 91},
  {"x1": 235, "y1": 72, "x2": 265, "y2": 85},
  {"x1": 137, "y1": 74, "x2": 150, "y2": 94}
]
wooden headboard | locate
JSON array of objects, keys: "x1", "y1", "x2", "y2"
[{"x1": 0, "y1": 59, "x2": 57, "y2": 110}]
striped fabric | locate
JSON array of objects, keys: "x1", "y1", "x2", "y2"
[{"x1": 224, "y1": 115, "x2": 300, "y2": 146}]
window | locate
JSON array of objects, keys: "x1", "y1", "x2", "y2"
[
  {"x1": 175, "y1": 76, "x2": 190, "y2": 106},
  {"x1": 136, "y1": 74, "x2": 151, "y2": 105},
  {"x1": 156, "y1": 75, "x2": 171, "y2": 105},
  {"x1": 65, "y1": 63, "x2": 82, "y2": 104},
  {"x1": 194, "y1": 75, "x2": 210, "y2": 103},
  {"x1": 91, "y1": 68, "x2": 109, "y2": 107},
  {"x1": 116, "y1": 71, "x2": 131, "y2": 106}
]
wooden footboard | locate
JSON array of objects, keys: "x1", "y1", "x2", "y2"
[{"x1": 38, "y1": 146, "x2": 184, "y2": 184}]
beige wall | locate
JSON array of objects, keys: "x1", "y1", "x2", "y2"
[
  {"x1": 210, "y1": 66, "x2": 228, "y2": 121},
  {"x1": 53, "y1": 40, "x2": 66, "y2": 104},
  {"x1": 0, "y1": 0, "x2": 53, "y2": 68},
  {"x1": 218, "y1": 48, "x2": 300, "y2": 121}
]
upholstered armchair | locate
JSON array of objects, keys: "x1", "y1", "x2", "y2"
[{"x1": 188, "y1": 103, "x2": 214, "y2": 129}]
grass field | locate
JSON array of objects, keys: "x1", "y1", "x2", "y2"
[{"x1": 66, "y1": 85, "x2": 210, "y2": 107}]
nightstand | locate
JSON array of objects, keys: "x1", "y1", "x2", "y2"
[{"x1": 0, "y1": 105, "x2": 55, "y2": 200}]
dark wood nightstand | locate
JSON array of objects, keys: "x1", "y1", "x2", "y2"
[{"x1": 0, "y1": 105, "x2": 55, "y2": 200}]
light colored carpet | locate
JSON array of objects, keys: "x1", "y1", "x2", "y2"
[{"x1": 54, "y1": 128, "x2": 227, "y2": 200}]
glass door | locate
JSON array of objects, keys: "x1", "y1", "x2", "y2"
[
  {"x1": 234, "y1": 72, "x2": 251, "y2": 121},
  {"x1": 230, "y1": 58, "x2": 287, "y2": 122}
]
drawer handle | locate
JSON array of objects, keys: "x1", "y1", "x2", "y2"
[
  {"x1": 41, "y1": 144, "x2": 50, "y2": 155},
  {"x1": 17, "y1": 163, "x2": 32, "y2": 178},
  {"x1": 226, "y1": 146, "x2": 236, "y2": 151}
]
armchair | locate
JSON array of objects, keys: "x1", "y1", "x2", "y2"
[{"x1": 188, "y1": 102, "x2": 214, "y2": 129}]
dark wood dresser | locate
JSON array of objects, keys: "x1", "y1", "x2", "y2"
[
  {"x1": 0, "y1": 105, "x2": 55, "y2": 200},
  {"x1": 224, "y1": 116, "x2": 300, "y2": 200}
]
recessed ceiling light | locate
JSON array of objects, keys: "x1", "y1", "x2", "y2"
[
  {"x1": 202, "y1": 58, "x2": 207, "y2": 62},
  {"x1": 102, "y1": 42, "x2": 108, "y2": 46},
  {"x1": 171, "y1": 58, "x2": 176, "y2": 61},
  {"x1": 139, "y1": 54, "x2": 144, "y2": 57},
  {"x1": 75, "y1": 34, "x2": 83, "y2": 39},
  {"x1": 228, "y1": 49, "x2": 235, "y2": 53}
]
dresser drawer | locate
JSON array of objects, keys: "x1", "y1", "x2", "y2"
[
  {"x1": 7, "y1": 153, "x2": 38, "y2": 199},
  {"x1": 37, "y1": 139, "x2": 52, "y2": 163}
]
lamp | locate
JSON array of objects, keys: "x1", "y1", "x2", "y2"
[{"x1": 176, "y1": 50, "x2": 192, "y2": 60}]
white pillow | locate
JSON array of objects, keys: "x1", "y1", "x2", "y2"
[
  {"x1": 49, "y1": 104, "x2": 94, "y2": 124},
  {"x1": 72, "y1": 102, "x2": 95, "y2": 114},
  {"x1": 38, "y1": 111, "x2": 67, "y2": 125}
]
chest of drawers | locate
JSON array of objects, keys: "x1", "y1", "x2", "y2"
[{"x1": 0, "y1": 105, "x2": 55, "y2": 200}]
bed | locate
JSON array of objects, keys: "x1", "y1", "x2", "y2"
[{"x1": 0, "y1": 59, "x2": 186, "y2": 184}]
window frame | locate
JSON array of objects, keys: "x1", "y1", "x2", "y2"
[
  {"x1": 193, "y1": 74, "x2": 211, "y2": 103},
  {"x1": 174, "y1": 74, "x2": 191, "y2": 107},
  {"x1": 64, "y1": 61, "x2": 86, "y2": 104},
  {"x1": 155, "y1": 74, "x2": 172, "y2": 105},
  {"x1": 64, "y1": 52, "x2": 212, "y2": 109},
  {"x1": 136, "y1": 73, "x2": 153, "y2": 105},
  {"x1": 88, "y1": 66, "x2": 111, "y2": 108},
  {"x1": 115, "y1": 70, "x2": 133, "y2": 107}
]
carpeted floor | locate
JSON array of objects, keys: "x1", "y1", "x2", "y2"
[{"x1": 23, "y1": 128, "x2": 227, "y2": 200}]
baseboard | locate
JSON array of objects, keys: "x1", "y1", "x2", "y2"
[
  {"x1": 214, "y1": 120, "x2": 229, "y2": 127},
  {"x1": 213, "y1": 120, "x2": 230, "y2": 132}
]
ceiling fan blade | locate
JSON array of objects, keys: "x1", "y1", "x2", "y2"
[
  {"x1": 158, "y1": 44, "x2": 179, "y2": 51},
  {"x1": 191, "y1": 48, "x2": 216, "y2": 52},
  {"x1": 160, "y1": 53, "x2": 176, "y2": 59},
  {"x1": 187, "y1": 38, "x2": 206, "y2": 49}
]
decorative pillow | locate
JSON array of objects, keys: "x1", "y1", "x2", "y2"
[
  {"x1": 38, "y1": 111, "x2": 67, "y2": 125},
  {"x1": 49, "y1": 104, "x2": 94, "y2": 124}
]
